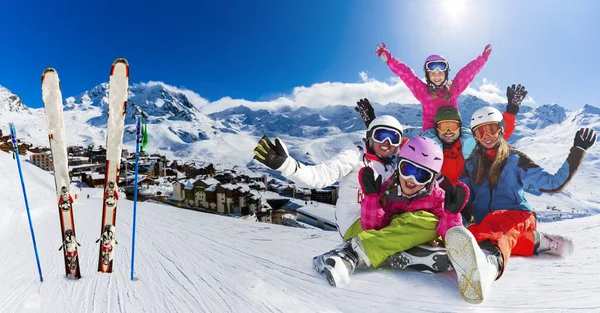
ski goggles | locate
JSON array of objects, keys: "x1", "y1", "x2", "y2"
[
  {"x1": 425, "y1": 61, "x2": 449, "y2": 72},
  {"x1": 398, "y1": 159, "x2": 434, "y2": 185},
  {"x1": 371, "y1": 127, "x2": 402, "y2": 146},
  {"x1": 472, "y1": 123, "x2": 502, "y2": 141},
  {"x1": 436, "y1": 120, "x2": 460, "y2": 133}
]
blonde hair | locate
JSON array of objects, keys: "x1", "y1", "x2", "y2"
[
  {"x1": 427, "y1": 80, "x2": 452, "y2": 101},
  {"x1": 472, "y1": 139, "x2": 510, "y2": 188}
]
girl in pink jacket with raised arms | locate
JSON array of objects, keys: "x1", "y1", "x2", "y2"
[{"x1": 376, "y1": 43, "x2": 492, "y2": 132}]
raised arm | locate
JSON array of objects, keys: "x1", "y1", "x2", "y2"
[
  {"x1": 503, "y1": 84, "x2": 528, "y2": 140},
  {"x1": 253, "y1": 135, "x2": 360, "y2": 188},
  {"x1": 450, "y1": 44, "x2": 492, "y2": 95},
  {"x1": 520, "y1": 128, "x2": 596, "y2": 195},
  {"x1": 376, "y1": 43, "x2": 428, "y2": 101}
]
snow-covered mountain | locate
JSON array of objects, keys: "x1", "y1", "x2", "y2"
[
  {"x1": 0, "y1": 86, "x2": 31, "y2": 115},
  {"x1": 0, "y1": 83, "x2": 598, "y2": 208},
  {"x1": 0, "y1": 137, "x2": 598, "y2": 312}
]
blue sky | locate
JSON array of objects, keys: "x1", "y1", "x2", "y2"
[{"x1": 1, "y1": 0, "x2": 599, "y2": 110}]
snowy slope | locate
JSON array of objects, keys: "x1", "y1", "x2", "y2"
[{"x1": 0, "y1": 144, "x2": 599, "y2": 312}]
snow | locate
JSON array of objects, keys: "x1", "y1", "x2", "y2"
[
  {"x1": 0, "y1": 150, "x2": 599, "y2": 312},
  {"x1": 202, "y1": 177, "x2": 220, "y2": 186},
  {"x1": 296, "y1": 202, "x2": 337, "y2": 226},
  {"x1": 0, "y1": 81, "x2": 600, "y2": 311}
]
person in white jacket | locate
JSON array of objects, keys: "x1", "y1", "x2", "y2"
[
  {"x1": 253, "y1": 104, "x2": 454, "y2": 275},
  {"x1": 254, "y1": 114, "x2": 403, "y2": 239}
]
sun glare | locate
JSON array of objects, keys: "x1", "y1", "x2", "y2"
[{"x1": 444, "y1": 0, "x2": 466, "y2": 19}]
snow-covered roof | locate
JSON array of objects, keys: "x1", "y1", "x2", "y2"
[
  {"x1": 250, "y1": 181, "x2": 266, "y2": 189},
  {"x1": 91, "y1": 173, "x2": 105, "y2": 180},
  {"x1": 202, "y1": 178, "x2": 220, "y2": 186},
  {"x1": 184, "y1": 180, "x2": 194, "y2": 190},
  {"x1": 220, "y1": 183, "x2": 239, "y2": 191},
  {"x1": 68, "y1": 156, "x2": 89, "y2": 161},
  {"x1": 237, "y1": 183, "x2": 251, "y2": 192},
  {"x1": 249, "y1": 190, "x2": 261, "y2": 200},
  {"x1": 205, "y1": 185, "x2": 216, "y2": 192},
  {"x1": 170, "y1": 159, "x2": 184, "y2": 166},
  {"x1": 186, "y1": 160, "x2": 212, "y2": 169},
  {"x1": 296, "y1": 202, "x2": 336, "y2": 225},
  {"x1": 259, "y1": 202, "x2": 272, "y2": 212}
]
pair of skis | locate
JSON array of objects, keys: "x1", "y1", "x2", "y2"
[{"x1": 42, "y1": 58, "x2": 129, "y2": 279}]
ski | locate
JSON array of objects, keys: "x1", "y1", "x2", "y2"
[
  {"x1": 41, "y1": 68, "x2": 82, "y2": 279},
  {"x1": 97, "y1": 58, "x2": 129, "y2": 273}
]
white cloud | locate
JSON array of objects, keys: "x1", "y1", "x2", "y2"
[
  {"x1": 462, "y1": 78, "x2": 506, "y2": 104},
  {"x1": 145, "y1": 75, "x2": 535, "y2": 114},
  {"x1": 359, "y1": 71, "x2": 369, "y2": 82},
  {"x1": 462, "y1": 78, "x2": 537, "y2": 106}
]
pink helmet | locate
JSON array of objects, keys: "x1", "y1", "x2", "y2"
[
  {"x1": 398, "y1": 136, "x2": 443, "y2": 173},
  {"x1": 424, "y1": 54, "x2": 447, "y2": 66},
  {"x1": 423, "y1": 55, "x2": 449, "y2": 86}
]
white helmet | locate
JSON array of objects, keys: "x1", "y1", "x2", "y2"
[
  {"x1": 470, "y1": 107, "x2": 504, "y2": 133},
  {"x1": 368, "y1": 115, "x2": 403, "y2": 134},
  {"x1": 365, "y1": 115, "x2": 404, "y2": 155}
]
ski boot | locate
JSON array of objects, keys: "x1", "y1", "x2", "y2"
[
  {"x1": 445, "y1": 226, "x2": 501, "y2": 304},
  {"x1": 535, "y1": 231, "x2": 574, "y2": 257},
  {"x1": 382, "y1": 243, "x2": 453, "y2": 273},
  {"x1": 313, "y1": 237, "x2": 371, "y2": 287}
]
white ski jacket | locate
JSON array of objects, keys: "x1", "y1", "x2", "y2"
[{"x1": 277, "y1": 146, "x2": 395, "y2": 238}]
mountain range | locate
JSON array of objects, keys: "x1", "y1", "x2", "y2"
[{"x1": 0, "y1": 81, "x2": 599, "y2": 216}]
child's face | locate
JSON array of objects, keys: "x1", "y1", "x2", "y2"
[
  {"x1": 428, "y1": 70, "x2": 446, "y2": 86},
  {"x1": 399, "y1": 175, "x2": 426, "y2": 195}
]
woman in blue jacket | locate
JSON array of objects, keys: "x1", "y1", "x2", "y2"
[{"x1": 444, "y1": 106, "x2": 596, "y2": 304}]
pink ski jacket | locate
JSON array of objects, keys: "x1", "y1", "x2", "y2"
[
  {"x1": 386, "y1": 55, "x2": 487, "y2": 131},
  {"x1": 360, "y1": 178, "x2": 468, "y2": 240}
]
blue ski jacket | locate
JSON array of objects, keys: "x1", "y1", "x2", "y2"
[{"x1": 460, "y1": 146, "x2": 585, "y2": 224}]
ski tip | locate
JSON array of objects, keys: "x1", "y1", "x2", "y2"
[
  {"x1": 42, "y1": 68, "x2": 57, "y2": 75},
  {"x1": 111, "y1": 58, "x2": 129, "y2": 77},
  {"x1": 42, "y1": 68, "x2": 58, "y2": 83},
  {"x1": 113, "y1": 58, "x2": 129, "y2": 66}
]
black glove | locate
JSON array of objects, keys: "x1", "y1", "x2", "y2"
[
  {"x1": 573, "y1": 128, "x2": 596, "y2": 151},
  {"x1": 359, "y1": 167, "x2": 382, "y2": 195},
  {"x1": 253, "y1": 135, "x2": 289, "y2": 170},
  {"x1": 445, "y1": 183, "x2": 468, "y2": 214},
  {"x1": 354, "y1": 98, "x2": 376, "y2": 128},
  {"x1": 506, "y1": 84, "x2": 527, "y2": 115}
]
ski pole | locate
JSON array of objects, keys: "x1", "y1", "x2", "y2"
[
  {"x1": 131, "y1": 116, "x2": 142, "y2": 281},
  {"x1": 9, "y1": 124, "x2": 44, "y2": 282}
]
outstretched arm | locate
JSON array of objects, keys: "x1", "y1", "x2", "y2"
[
  {"x1": 450, "y1": 44, "x2": 492, "y2": 95},
  {"x1": 520, "y1": 128, "x2": 596, "y2": 194},
  {"x1": 254, "y1": 135, "x2": 361, "y2": 188},
  {"x1": 376, "y1": 43, "x2": 428, "y2": 101}
]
